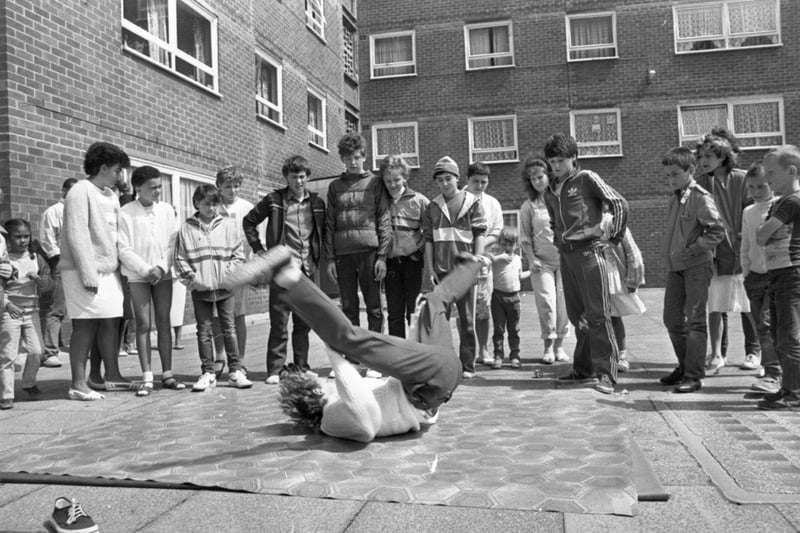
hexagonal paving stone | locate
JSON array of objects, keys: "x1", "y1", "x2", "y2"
[
  {"x1": 447, "y1": 489, "x2": 498, "y2": 508},
  {"x1": 407, "y1": 480, "x2": 461, "y2": 503},
  {"x1": 491, "y1": 483, "x2": 547, "y2": 509}
]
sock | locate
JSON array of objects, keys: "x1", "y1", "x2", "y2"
[
  {"x1": 162, "y1": 370, "x2": 173, "y2": 380},
  {"x1": 143, "y1": 371, "x2": 154, "y2": 383}
]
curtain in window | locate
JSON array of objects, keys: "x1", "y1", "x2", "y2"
[
  {"x1": 729, "y1": 0, "x2": 776, "y2": 34},
  {"x1": 473, "y1": 119, "x2": 513, "y2": 150},
  {"x1": 574, "y1": 113, "x2": 618, "y2": 143},
  {"x1": 681, "y1": 105, "x2": 728, "y2": 139},
  {"x1": 374, "y1": 36, "x2": 413, "y2": 76},
  {"x1": 469, "y1": 26, "x2": 510, "y2": 67},
  {"x1": 180, "y1": 178, "x2": 206, "y2": 221},
  {"x1": 145, "y1": 0, "x2": 168, "y2": 64},
  {"x1": 570, "y1": 17, "x2": 614, "y2": 59},
  {"x1": 160, "y1": 174, "x2": 173, "y2": 206},
  {"x1": 677, "y1": 5, "x2": 723, "y2": 38},
  {"x1": 377, "y1": 127, "x2": 415, "y2": 155},
  {"x1": 733, "y1": 102, "x2": 779, "y2": 134}
]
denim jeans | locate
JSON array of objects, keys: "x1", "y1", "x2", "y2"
[
  {"x1": 561, "y1": 245, "x2": 619, "y2": 382},
  {"x1": 491, "y1": 290, "x2": 520, "y2": 360},
  {"x1": 385, "y1": 255, "x2": 423, "y2": 338},
  {"x1": 266, "y1": 282, "x2": 311, "y2": 377},
  {"x1": 192, "y1": 294, "x2": 240, "y2": 375},
  {"x1": 663, "y1": 263, "x2": 713, "y2": 380},
  {"x1": 768, "y1": 267, "x2": 800, "y2": 393},
  {"x1": 280, "y1": 260, "x2": 482, "y2": 410},
  {"x1": 0, "y1": 309, "x2": 42, "y2": 399},
  {"x1": 744, "y1": 272, "x2": 780, "y2": 379},
  {"x1": 336, "y1": 250, "x2": 383, "y2": 332}
]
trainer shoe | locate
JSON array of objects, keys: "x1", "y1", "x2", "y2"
[
  {"x1": 659, "y1": 368, "x2": 685, "y2": 385},
  {"x1": 740, "y1": 353, "x2": 761, "y2": 370},
  {"x1": 492, "y1": 358, "x2": 503, "y2": 369},
  {"x1": 618, "y1": 351, "x2": 630, "y2": 373},
  {"x1": 229, "y1": 369, "x2": 253, "y2": 389},
  {"x1": 763, "y1": 387, "x2": 793, "y2": 403},
  {"x1": 555, "y1": 347, "x2": 569, "y2": 362},
  {"x1": 542, "y1": 347, "x2": 555, "y2": 364},
  {"x1": 510, "y1": 358, "x2": 522, "y2": 369},
  {"x1": 48, "y1": 496, "x2": 98, "y2": 533},
  {"x1": 0, "y1": 399, "x2": 12, "y2": 410},
  {"x1": 462, "y1": 371, "x2": 475, "y2": 379},
  {"x1": 556, "y1": 370, "x2": 598, "y2": 385},
  {"x1": 221, "y1": 245, "x2": 293, "y2": 289},
  {"x1": 706, "y1": 355, "x2": 726, "y2": 374},
  {"x1": 594, "y1": 374, "x2": 614, "y2": 394},
  {"x1": 757, "y1": 388, "x2": 800, "y2": 411},
  {"x1": 23, "y1": 385, "x2": 42, "y2": 399},
  {"x1": 265, "y1": 375, "x2": 280, "y2": 385},
  {"x1": 751, "y1": 376, "x2": 781, "y2": 394},
  {"x1": 365, "y1": 369, "x2": 382, "y2": 378},
  {"x1": 41, "y1": 355, "x2": 63, "y2": 368},
  {"x1": 192, "y1": 372, "x2": 217, "y2": 392}
]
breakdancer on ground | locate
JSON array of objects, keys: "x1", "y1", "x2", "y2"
[{"x1": 222, "y1": 245, "x2": 484, "y2": 442}]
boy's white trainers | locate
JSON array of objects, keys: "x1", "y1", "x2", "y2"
[
  {"x1": 265, "y1": 375, "x2": 280, "y2": 385},
  {"x1": 192, "y1": 372, "x2": 217, "y2": 392},
  {"x1": 229, "y1": 370, "x2": 253, "y2": 389}
]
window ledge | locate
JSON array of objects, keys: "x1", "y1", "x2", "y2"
[
  {"x1": 257, "y1": 114, "x2": 287, "y2": 131},
  {"x1": 371, "y1": 72, "x2": 417, "y2": 80},
  {"x1": 577, "y1": 153, "x2": 623, "y2": 159},
  {"x1": 567, "y1": 55, "x2": 619, "y2": 63},
  {"x1": 309, "y1": 141, "x2": 329, "y2": 153},
  {"x1": 466, "y1": 64, "x2": 516, "y2": 71},
  {"x1": 307, "y1": 25, "x2": 327, "y2": 44},
  {"x1": 123, "y1": 46, "x2": 221, "y2": 98}
]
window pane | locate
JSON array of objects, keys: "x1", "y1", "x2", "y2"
[
  {"x1": 377, "y1": 126, "x2": 416, "y2": 155},
  {"x1": 374, "y1": 35, "x2": 414, "y2": 76},
  {"x1": 468, "y1": 25, "x2": 512, "y2": 67},
  {"x1": 573, "y1": 112, "x2": 619, "y2": 143},
  {"x1": 677, "y1": 5, "x2": 724, "y2": 38},
  {"x1": 473, "y1": 119, "x2": 515, "y2": 150},
  {"x1": 733, "y1": 101, "x2": 779, "y2": 134},
  {"x1": 123, "y1": 0, "x2": 170, "y2": 65},
  {"x1": 343, "y1": 24, "x2": 357, "y2": 79},
  {"x1": 176, "y1": 2, "x2": 212, "y2": 66},
  {"x1": 729, "y1": 0, "x2": 777, "y2": 34},
  {"x1": 569, "y1": 16, "x2": 615, "y2": 59},
  {"x1": 680, "y1": 105, "x2": 728, "y2": 138}
]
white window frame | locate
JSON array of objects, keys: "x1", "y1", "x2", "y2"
[
  {"x1": 463, "y1": 21, "x2": 515, "y2": 71},
  {"x1": 468, "y1": 115, "x2": 519, "y2": 164},
  {"x1": 121, "y1": 0, "x2": 219, "y2": 94},
  {"x1": 255, "y1": 50, "x2": 283, "y2": 128},
  {"x1": 673, "y1": 0, "x2": 781, "y2": 54},
  {"x1": 345, "y1": 107, "x2": 360, "y2": 134},
  {"x1": 128, "y1": 157, "x2": 215, "y2": 222},
  {"x1": 370, "y1": 31, "x2": 416, "y2": 79},
  {"x1": 677, "y1": 96, "x2": 785, "y2": 150},
  {"x1": 307, "y1": 86, "x2": 328, "y2": 151},
  {"x1": 306, "y1": 0, "x2": 326, "y2": 40},
  {"x1": 570, "y1": 108, "x2": 623, "y2": 159},
  {"x1": 370, "y1": 122, "x2": 420, "y2": 171},
  {"x1": 565, "y1": 11, "x2": 618, "y2": 62}
]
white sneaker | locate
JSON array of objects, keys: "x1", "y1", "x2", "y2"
[
  {"x1": 706, "y1": 355, "x2": 726, "y2": 374},
  {"x1": 542, "y1": 348, "x2": 555, "y2": 364},
  {"x1": 740, "y1": 353, "x2": 761, "y2": 370},
  {"x1": 192, "y1": 372, "x2": 217, "y2": 392},
  {"x1": 229, "y1": 369, "x2": 253, "y2": 389},
  {"x1": 618, "y1": 350, "x2": 630, "y2": 373},
  {"x1": 41, "y1": 355, "x2": 63, "y2": 368},
  {"x1": 265, "y1": 375, "x2": 280, "y2": 385},
  {"x1": 328, "y1": 369, "x2": 336, "y2": 379},
  {"x1": 555, "y1": 347, "x2": 569, "y2": 362},
  {"x1": 365, "y1": 369, "x2": 382, "y2": 378}
]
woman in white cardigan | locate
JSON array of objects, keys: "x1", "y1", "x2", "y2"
[
  {"x1": 61, "y1": 142, "x2": 132, "y2": 400},
  {"x1": 118, "y1": 166, "x2": 183, "y2": 395}
]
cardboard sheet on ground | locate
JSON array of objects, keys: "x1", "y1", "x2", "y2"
[{"x1": 2, "y1": 384, "x2": 640, "y2": 515}]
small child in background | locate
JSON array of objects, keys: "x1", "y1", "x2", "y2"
[
  {"x1": 488, "y1": 227, "x2": 530, "y2": 369},
  {"x1": 740, "y1": 162, "x2": 780, "y2": 394},
  {"x1": 0, "y1": 218, "x2": 53, "y2": 409},
  {"x1": 174, "y1": 185, "x2": 249, "y2": 392}
]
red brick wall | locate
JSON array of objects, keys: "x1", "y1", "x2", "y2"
[
  {"x1": 0, "y1": 0, "x2": 352, "y2": 313},
  {"x1": 359, "y1": 0, "x2": 800, "y2": 286}
]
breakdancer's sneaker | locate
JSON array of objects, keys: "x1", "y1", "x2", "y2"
[
  {"x1": 221, "y1": 245, "x2": 293, "y2": 290},
  {"x1": 48, "y1": 497, "x2": 98, "y2": 533}
]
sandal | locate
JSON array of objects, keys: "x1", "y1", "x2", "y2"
[
  {"x1": 104, "y1": 380, "x2": 134, "y2": 391},
  {"x1": 68, "y1": 388, "x2": 105, "y2": 401},
  {"x1": 162, "y1": 377, "x2": 186, "y2": 390},
  {"x1": 135, "y1": 381, "x2": 153, "y2": 397}
]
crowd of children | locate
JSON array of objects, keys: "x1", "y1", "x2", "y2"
[{"x1": 0, "y1": 130, "x2": 797, "y2": 413}]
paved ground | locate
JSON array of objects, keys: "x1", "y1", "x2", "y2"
[{"x1": 1, "y1": 288, "x2": 800, "y2": 532}]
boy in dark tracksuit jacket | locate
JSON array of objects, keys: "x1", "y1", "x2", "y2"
[
  {"x1": 325, "y1": 133, "x2": 393, "y2": 334},
  {"x1": 242, "y1": 155, "x2": 326, "y2": 383},
  {"x1": 543, "y1": 134, "x2": 628, "y2": 394}
]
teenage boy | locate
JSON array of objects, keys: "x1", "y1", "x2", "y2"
[
  {"x1": 660, "y1": 147, "x2": 725, "y2": 393},
  {"x1": 38, "y1": 178, "x2": 78, "y2": 368},
  {"x1": 214, "y1": 166, "x2": 254, "y2": 373},
  {"x1": 174, "y1": 185, "x2": 250, "y2": 391},
  {"x1": 325, "y1": 133, "x2": 392, "y2": 334},
  {"x1": 543, "y1": 133, "x2": 628, "y2": 394},
  {"x1": 740, "y1": 162, "x2": 781, "y2": 394},
  {"x1": 464, "y1": 162, "x2": 504, "y2": 366},
  {"x1": 754, "y1": 145, "x2": 800, "y2": 410},
  {"x1": 242, "y1": 155, "x2": 326, "y2": 385},
  {"x1": 423, "y1": 156, "x2": 488, "y2": 378}
]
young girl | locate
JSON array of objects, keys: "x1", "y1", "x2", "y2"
[
  {"x1": 695, "y1": 133, "x2": 753, "y2": 372},
  {"x1": 519, "y1": 157, "x2": 569, "y2": 364},
  {"x1": 488, "y1": 226, "x2": 530, "y2": 369},
  {"x1": 118, "y1": 165, "x2": 184, "y2": 396},
  {"x1": 0, "y1": 219, "x2": 53, "y2": 409},
  {"x1": 380, "y1": 155, "x2": 429, "y2": 339}
]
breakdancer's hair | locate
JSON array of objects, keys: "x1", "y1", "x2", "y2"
[{"x1": 278, "y1": 370, "x2": 327, "y2": 431}]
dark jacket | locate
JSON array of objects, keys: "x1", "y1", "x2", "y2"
[
  {"x1": 324, "y1": 171, "x2": 392, "y2": 258},
  {"x1": 662, "y1": 180, "x2": 726, "y2": 272},
  {"x1": 695, "y1": 169, "x2": 748, "y2": 275},
  {"x1": 242, "y1": 187, "x2": 326, "y2": 265},
  {"x1": 544, "y1": 167, "x2": 628, "y2": 250}
]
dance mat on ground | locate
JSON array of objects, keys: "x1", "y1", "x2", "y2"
[{"x1": 1, "y1": 383, "x2": 641, "y2": 516}]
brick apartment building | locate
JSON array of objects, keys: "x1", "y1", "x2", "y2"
[
  {"x1": 358, "y1": 0, "x2": 800, "y2": 286},
  {"x1": 0, "y1": 0, "x2": 360, "y2": 304}
]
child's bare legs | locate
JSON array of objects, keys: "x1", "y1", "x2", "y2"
[
  {"x1": 71, "y1": 319, "x2": 127, "y2": 391},
  {"x1": 708, "y1": 311, "x2": 725, "y2": 370},
  {"x1": 173, "y1": 325, "x2": 184, "y2": 348},
  {"x1": 475, "y1": 317, "x2": 491, "y2": 363}
]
